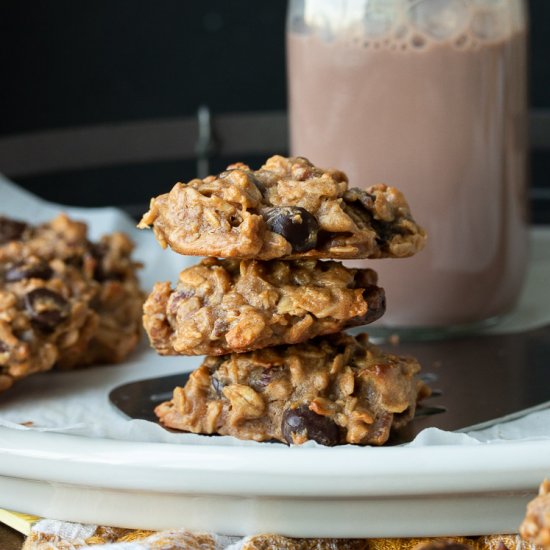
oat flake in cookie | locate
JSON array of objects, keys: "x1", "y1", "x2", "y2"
[
  {"x1": 138, "y1": 155, "x2": 426, "y2": 260},
  {"x1": 155, "y1": 332, "x2": 428, "y2": 446},
  {"x1": 0, "y1": 214, "x2": 144, "y2": 393},
  {"x1": 143, "y1": 257, "x2": 385, "y2": 356}
]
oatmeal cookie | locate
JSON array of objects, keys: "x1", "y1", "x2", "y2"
[
  {"x1": 242, "y1": 535, "x2": 369, "y2": 549},
  {"x1": 143, "y1": 257, "x2": 385, "y2": 356},
  {"x1": 520, "y1": 479, "x2": 550, "y2": 549},
  {"x1": 155, "y1": 332, "x2": 427, "y2": 446},
  {"x1": 0, "y1": 214, "x2": 143, "y2": 392},
  {"x1": 138, "y1": 155, "x2": 426, "y2": 260}
]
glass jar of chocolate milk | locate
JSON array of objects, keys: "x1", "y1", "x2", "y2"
[{"x1": 287, "y1": 0, "x2": 528, "y2": 335}]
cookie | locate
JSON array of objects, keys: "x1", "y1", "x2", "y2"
[
  {"x1": 0, "y1": 214, "x2": 143, "y2": 392},
  {"x1": 413, "y1": 542, "x2": 473, "y2": 550},
  {"x1": 520, "y1": 479, "x2": 550, "y2": 549},
  {"x1": 143, "y1": 257, "x2": 385, "y2": 356},
  {"x1": 155, "y1": 332, "x2": 428, "y2": 446},
  {"x1": 242, "y1": 535, "x2": 369, "y2": 549},
  {"x1": 138, "y1": 155, "x2": 426, "y2": 260}
]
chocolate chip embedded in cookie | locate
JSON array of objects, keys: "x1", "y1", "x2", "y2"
[
  {"x1": 0, "y1": 213, "x2": 144, "y2": 393},
  {"x1": 143, "y1": 257, "x2": 385, "y2": 356},
  {"x1": 155, "y1": 332, "x2": 428, "y2": 446},
  {"x1": 138, "y1": 155, "x2": 426, "y2": 260},
  {"x1": 262, "y1": 206, "x2": 319, "y2": 253},
  {"x1": 0, "y1": 217, "x2": 29, "y2": 245}
]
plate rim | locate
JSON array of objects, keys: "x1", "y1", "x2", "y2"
[{"x1": 1, "y1": 426, "x2": 549, "y2": 498}]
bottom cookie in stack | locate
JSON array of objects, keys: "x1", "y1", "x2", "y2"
[{"x1": 155, "y1": 332, "x2": 429, "y2": 446}]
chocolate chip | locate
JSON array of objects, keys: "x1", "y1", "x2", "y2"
[
  {"x1": 88, "y1": 241, "x2": 105, "y2": 259},
  {"x1": 250, "y1": 366, "x2": 284, "y2": 391},
  {"x1": 353, "y1": 268, "x2": 377, "y2": 289},
  {"x1": 0, "y1": 217, "x2": 28, "y2": 245},
  {"x1": 90, "y1": 244, "x2": 109, "y2": 279},
  {"x1": 347, "y1": 285, "x2": 386, "y2": 327},
  {"x1": 262, "y1": 207, "x2": 318, "y2": 253},
  {"x1": 5, "y1": 261, "x2": 53, "y2": 283},
  {"x1": 0, "y1": 341, "x2": 9, "y2": 353},
  {"x1": 281, "y1": 405, "x2": 340, "y2": 446},
  {"x1": 346, "y1": 188, "x2": 376, "y2": 210},
  {"x1": 24, "y1": 288, "x2": 69, "y2": 332},
  {"x1": 65, "y1": 255, "x2": 84, "y2": 269},
  {"x1": 370, "y1": 218, "x2": 394, "y2": 247},
  {"x1": 315, "y1": 230, "x2": 334, "y2": 250},
  {"x1": 343, "y1": 189, "x2": 394, "y2": 247},
  {"x1": 88, "y1": 242, "x2": 123, "y2": 281}
]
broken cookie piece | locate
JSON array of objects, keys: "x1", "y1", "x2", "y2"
[
  {"x1": 520, "y1": 479, "x2": 550, "y2": 549},
  {"x1": 155, "y1": 332, "x2": 427, "y2": 446},
  {"x1": 143, "y1": 257, "x2": 385, "y2": 355},
  {"x1": 138, "y1": 155, "x2": 426, "y2": 260}
]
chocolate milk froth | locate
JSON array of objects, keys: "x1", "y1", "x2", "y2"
[{"x1": 288, "y1": 4, "x2": 528, "y2": 329}]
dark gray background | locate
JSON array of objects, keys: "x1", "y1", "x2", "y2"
[{"x1": 1, "y1": 1, "x2": 548, "y2": 222}]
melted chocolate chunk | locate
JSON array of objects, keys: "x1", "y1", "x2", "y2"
[
  {"x1": 262, "y1": 206, "x2": 318, "y2": 253},
  {"x1": 347, "y1": 285, "x2": 386, "y2": 327},
  {"x1": 344, "y1": 187, "x2": 376, "y2": 211},
  {"x1": 0, "y1": 217, "x2": 28, "y2": 245},
  {"x1": 370, "y1": 218, "x2": 394, "y2": 247},
  {"x1": 88, "y1": 242, "x2": 123, "y2": 281},
  {"x1": 5, "y1": 261, "x2": 53, "y2": 283},
  {"x1": 343, "y1": 189, "x2": 395, "y2": 246},
  {"x1": 65, "y1": 255, "x2": 84, "y2": 269},
  {"x1": 281, "y1": 405, "x2": 340, "y2": 446},
  {"x1": 353, "y1": 268, "x2": 377, "y2": 289},
  {"x1": 24, "y1": 288, "x2": 69, "y2": 331}
]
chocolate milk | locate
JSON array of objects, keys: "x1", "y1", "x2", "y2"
[{"x1": 288, "y1": 14, "x2": 528, "y2": 329}]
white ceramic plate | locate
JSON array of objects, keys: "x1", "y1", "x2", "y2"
[{"x1": 1, "y1": 426, "x2": 548, "y2": 537}]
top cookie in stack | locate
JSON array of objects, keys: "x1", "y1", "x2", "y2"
[{"x1": 138, "y1": 155, "x2": 426, "y2": 260}]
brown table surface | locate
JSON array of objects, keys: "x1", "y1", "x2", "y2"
[{"x1": 0, "y1": 523, "x2": 24, "y2": 549}]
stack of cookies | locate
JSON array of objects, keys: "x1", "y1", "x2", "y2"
[{"x1": 139, "y1": 156, "x2": 428, "y2": 446}]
